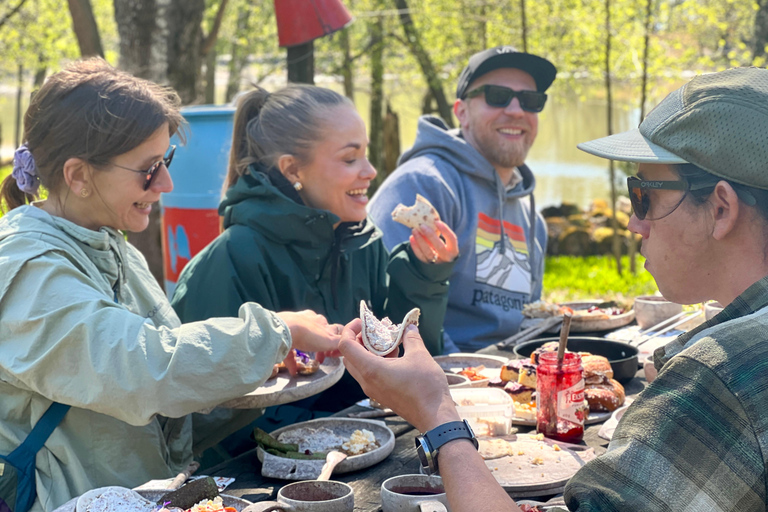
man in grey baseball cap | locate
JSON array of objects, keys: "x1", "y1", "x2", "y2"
[
  {"x1": 368, "y1": 47, "x2": 557, "y2": 354},
  {"x1": 563, "y1": 67, "x2": 768, "y2": 511}
]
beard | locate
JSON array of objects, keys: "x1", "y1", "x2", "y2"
[{"x1": 471, "y1": 129, "x2": 533, "y2": 169}]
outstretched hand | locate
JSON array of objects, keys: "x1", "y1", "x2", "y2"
[
  {"x1": 339, "y1": 318, "x2": 460, "y2": 433},
  {"x1": 410, "y1": 220, "x2": 459, "y2": 265},
  {"x1": 276, "y1": 310, "x2": 342, "y2": 375}
]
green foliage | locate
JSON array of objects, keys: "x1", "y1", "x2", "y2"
[{"x1": 543, "y1": 255, "x2": 659, "y2": 305}]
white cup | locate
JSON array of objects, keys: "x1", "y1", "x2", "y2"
[
  {"x1": 381, "y1": 474, "x2": 449, "y2": 512},
  {"x1": 242, "y1": 480, "x2": 354, "y2": 512}
]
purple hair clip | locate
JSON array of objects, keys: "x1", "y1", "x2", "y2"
[{"x1": 12, "y1": 144, "x2": 40, "y2": 196}]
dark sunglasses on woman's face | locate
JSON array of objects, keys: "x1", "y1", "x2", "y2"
[
  {"x1": 626, "y1": 176, "x2": 689, "y2": 221},
  {"x1": 112, "y1": 145, "x2": 176, "y2": 190},
  {"x1": 463, "y1": 85, "x2": 548, "y2": 113}
]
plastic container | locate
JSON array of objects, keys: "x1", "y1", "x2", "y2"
[
  {"x1": 536, "y1": 352, "x2": 585, "y2": 443},
  {"x1": 449, "y1": 387, "x2": 513, "y2": 436},
  {"x1": 161, "y1": 105, "x2": 235, "y2": 297}
]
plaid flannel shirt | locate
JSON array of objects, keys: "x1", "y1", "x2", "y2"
[{"x1": 562, "y1": 275, "x2": 768, "y2": 512}]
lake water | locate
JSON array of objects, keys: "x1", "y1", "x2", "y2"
[{"x1": 0, "y1": 78, "x2": 647, "y2": 210}]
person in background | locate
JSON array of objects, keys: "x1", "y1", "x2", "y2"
[
  {"x1": 0, "y1": 58, "x2": 339, "y2": 512},
  {"x1": 342, "y1": 67, "x2": 768, "y2": 512},
  {"x1": 170, "y1": 85, "x2": 458, "y2": 444},
  {"x1": 368, "y1": 46, "x2": 555, "y2": 353}
]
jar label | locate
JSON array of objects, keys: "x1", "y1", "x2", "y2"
[{"x1": 557, "y1": 378, "x2": 585, "y2": 425}]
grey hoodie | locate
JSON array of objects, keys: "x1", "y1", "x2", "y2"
[{"x1": 369, "y1": 115, "x2": 547, "y2": 352}]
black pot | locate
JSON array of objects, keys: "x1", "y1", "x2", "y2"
[{"x1": 513, "y1": 337, "x2": 639, "y2": 384}]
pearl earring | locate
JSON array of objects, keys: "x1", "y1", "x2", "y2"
[
  {"x1": 80, "y1": 189, "x2": 90, "y2": 198},
  {"x1": 293, "y1": 182, "x2": 303, "y2": 191}
]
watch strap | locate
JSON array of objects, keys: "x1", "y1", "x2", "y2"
[{"x1": 423, "y1": 419, "x2": 478, "y2": 452}]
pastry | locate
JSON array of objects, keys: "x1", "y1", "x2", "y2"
[
  {"x1": 391, "y1": 194, "x2": 441, "y2": 230},
  {"x1": 359, "y1": 300, "x2": 420, "y2": 356},
  {"x1": 585, "y1": 378, "x2": 625, "y2": 412},
  {"x1": 504, "y1": 381, "x2": 534, "y2": 403},
  {"x1": 530, "y1": 341, "x2": 560, "y2": 364},
  {"x1": 581, "y1": 354, "x2": 614, "y2": 384},
  {"x1": 500, "y1": 359, "x2": 525, "y2": 383},
  {"x1": 518, "y1": 363, "x2": 538, "y2": 388}
]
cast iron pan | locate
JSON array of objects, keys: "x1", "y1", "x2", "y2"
[{"x1": 513, "y1": 337, "x2": 638, "y2": 384}]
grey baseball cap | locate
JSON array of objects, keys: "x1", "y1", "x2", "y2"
[
  {"x1": 456, "y1": 46, "x2": 557, "y2": 98},
  {"x1": 577, "y1": 67, "x2": 768, "y2": 190}
]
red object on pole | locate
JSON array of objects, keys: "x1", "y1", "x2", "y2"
[{"x1": 274, "y1": 0, "x2": 353, "y2": 48}]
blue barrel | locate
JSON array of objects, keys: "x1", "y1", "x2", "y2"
[{"x1": 162, "y1": 105, "x2": 235, "y2": 297}]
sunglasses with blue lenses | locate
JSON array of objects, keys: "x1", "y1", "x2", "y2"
[{"x1": 463, "y1": 85, "x2": 548, "y2": 113}]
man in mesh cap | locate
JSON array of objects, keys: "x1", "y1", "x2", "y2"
[
  {"x1": 368, "y1": 46, "x2": 556, "y2": 354},
  {"x1": 342, "y1": 67, "x2": 768, "y2": 512}
]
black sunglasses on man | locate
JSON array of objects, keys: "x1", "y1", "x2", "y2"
[
  {"x1": 463, "y1": 85, "x2": 548, "y2": 113},
  {"x1": 626, "y1": 176, "x2": 688, "y2": 221},
  {"x1": 113, "y1": 145, "x2": 176, "y2": 191}
]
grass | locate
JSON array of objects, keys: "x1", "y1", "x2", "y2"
[{"x1": 542, "y1": 255, "x2": 659, "y2": 307}]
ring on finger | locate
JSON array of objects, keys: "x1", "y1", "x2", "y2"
[{"x1": 430, "y1": 254, "x2": 438, "y2": 264}]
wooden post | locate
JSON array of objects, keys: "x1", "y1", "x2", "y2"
[{"x1": 287, "y1": 41, "x2": 314, "y2": 84}]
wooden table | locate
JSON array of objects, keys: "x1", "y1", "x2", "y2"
[{"x1": 206, "y1": 346, "x2": 647, "y2": 511}]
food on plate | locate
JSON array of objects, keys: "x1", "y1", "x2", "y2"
[
  {"x1": 522, "y1": 300, "x2": 626, "y2": 320},
  {"x1": 457, "y1": 365, "x2": 489, "y2": 382},
  {"x1": 530, "y1": 341, "x2": 560, "y2": 364},
  {"x1": 488, "y1": 376, "x2": 505, "y2": 387},
  {"x1": 504, "y1": 382, "x2": 534, "y2": 404},
  {"x1": 359, "y1": 300, "x2": 420, "y2": 356},
  {"x1": 391, "y1": 193, "x2": 441, "y2": 230},
  {"x1": 517, "y1": 363, "x2": 538, "y2": 388},
  {"x1": 267, "y1": 350, "x2": 320, "y2": 380},
  {"x1": 478, "y1": 438, "x2": 516, "y2": 460},
  {"x1": 522, "y1": 300, "x2": 569, "y2": 318},
  {"x1": 79, "y1": 487, "x2": 153, "y2": 512},
  {"x1": 581, "y1": 354, "x2": 614, "y2": 384},
  {"x1": 176, "y1": 496, "x2": 236, "y2": 512},
  {"x1": 513, "y1": 401, "x2": 537, "y2": 422},
  {"x1": 256, "y1": 425, "x2": 380, "y2": 459},
  {"x1": 585, "y1": 378, "x2": 625, "y2": 412},
  {"x1": 341, "y1": 429, "x2": 378, "y2": 455},
  {"x1": 475, "y1": 417, "x2": 511, "y2": 436},
  {"x1": 156, "y1": 477, "x2": 220, "y2": 510},
  {"x1": 500, "y1": 359, "x2": 525, "y2": 383}
]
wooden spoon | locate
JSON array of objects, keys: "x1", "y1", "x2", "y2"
[{"x1": 317, "y1": 450, "x2": 347, "y2": 481}]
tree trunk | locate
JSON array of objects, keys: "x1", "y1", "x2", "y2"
[
  {"x1": 340, "y1": 26, "x2": 354, "y2": 99},
  {"x1": 604, "y1": 0, "x2": 622, "y2": 276},
  {"x1": 166, "y1": 0, "x2": 205, "y2": 104},
  {"x1": 754, "y1": 0, "x2": 768, "y2": 59},
  {"x1": 225, "y1": 6, "x2": 251, "y2": 102},
  {"x1": 393, "y1": 0, "x2": 454, "y2": 127},
  {"x1": 67, "y1": 0, "x2": 104, "y2": 57},
  {"x1": 383, "y1": 102, "x2": 400, "y2": 175},
  {"x1": 520, "y1": 0, "x2": 528, "y2": 52},
  {"x1": 204, "y1": 47, "x2": 217, "y2": 104},
  {"x1": 287, "y1": 41, "x2": 315, "y2": 84},
  {"x1": 15, "y1": 65, "x2": 23, "y2": 149},
  {"x1": 369, "y1": 15, "x2": 385, "y2": 179}
]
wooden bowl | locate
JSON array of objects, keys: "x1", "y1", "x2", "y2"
[{"x1": 513, "y1": 337, "x2": 639, "y2": 384}]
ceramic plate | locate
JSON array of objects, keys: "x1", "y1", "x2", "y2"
[
  {"x1": 521, "y1": 301, "x2": 635, "y2": 333},
  {"x1": 434, "y1": 353, "x2": 509, "y2": 387},
  {"x1": 55, "y1": 488, "x2": 251, "y2": 512},
  {"x1": 218, "y1": 356, "x2": 344, "y2": 409},
  {"x1": 256, "y1": 417, "x2": 395, "y2": 480}
]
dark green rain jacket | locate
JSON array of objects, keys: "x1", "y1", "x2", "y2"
[{"x1": 171, "y1": 166, "x2": 454, "y2": 356}]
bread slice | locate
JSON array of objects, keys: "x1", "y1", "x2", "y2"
[{"x1": 391, "y1": 194, "x2": 441, "y2": 230}]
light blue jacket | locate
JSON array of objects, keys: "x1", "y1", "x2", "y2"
[{"x1": 0, "y1": 205, "x2": 290, "y2": 511}]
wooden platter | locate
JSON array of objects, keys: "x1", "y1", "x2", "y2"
[
  {"x1": 218, "y1": 356, "x2": 344, "y2": 409},
  {"x1": 256, "y1": 418, "x2": 395, "y2": 480}
]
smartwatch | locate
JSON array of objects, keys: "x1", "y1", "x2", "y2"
[{"x1": 415, "y1": 419, "x2": 478, "y2": 475}]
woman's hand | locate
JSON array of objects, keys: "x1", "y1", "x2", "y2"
[
  {"x1": 339, "y1": 318, "x2": 460, "y2": 433},
  {"x1": 276, "y1": 310, "x2": 342, "y2": 375},
  {"x1": 410, "y1": 220, "x2": 459, "y2": 265}
]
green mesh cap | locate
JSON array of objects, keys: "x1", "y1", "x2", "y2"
[{"x1": 577, "y1": 67, "x2": 768, "y2": 190}]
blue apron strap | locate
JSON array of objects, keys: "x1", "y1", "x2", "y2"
[{"x1": 5, "y1": 403, "x2": 70, "y2": 467}]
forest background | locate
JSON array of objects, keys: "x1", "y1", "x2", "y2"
[{"x1": 1, "y1": 0, "x2": 766, "y2": 302}]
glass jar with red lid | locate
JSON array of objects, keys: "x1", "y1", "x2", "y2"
[{"x1": 536, "y1": 351, "x2": 586, "y2": 443}]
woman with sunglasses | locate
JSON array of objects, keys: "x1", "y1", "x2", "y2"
[
  {"x1": 0, "y1": 58, "x2": 340, "y2": 511},
  {"x1": 338, "y1": 67, "x2": 768, "y2": 512}
]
